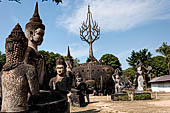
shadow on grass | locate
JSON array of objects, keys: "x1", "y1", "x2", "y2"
[{"x1": 72, "y1": 109, "x2": 100, "y2": 113}]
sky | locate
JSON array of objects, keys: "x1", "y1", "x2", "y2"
[{"x1": 0, "y1": 0, "x2": 170, "y2": 70}]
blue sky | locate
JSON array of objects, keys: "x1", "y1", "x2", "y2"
[{"x1": 0, "y1": 0, "x2": 170, "y2": 70}]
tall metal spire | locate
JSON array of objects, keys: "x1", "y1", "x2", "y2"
[{"x1": 80, "y1": 5, "x2": 100, "y2": 62}]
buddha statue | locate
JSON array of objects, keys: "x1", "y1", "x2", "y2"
[{"x1": 0, "y1": 24, "x2": 39, "y2": 112}]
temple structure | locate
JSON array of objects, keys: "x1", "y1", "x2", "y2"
[{"x1": 72, "y1": 6, "x2": 114, "y2": 94}]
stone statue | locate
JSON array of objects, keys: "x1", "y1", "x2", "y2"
[
  {"x1": 112, "y1": 68, "x2": 121, "y2": 93},
  {"x1": 0, "y1": 24, "x2": 39, "y2": 112},
  {"x1": 136, "y1": 60, "x2": 144, "y2": 92},
  {"x1": 137, "y1": 74, "x2": 144, "y2": 92},
  {"x1": 24, "y1": 2, "x2": 46, "y2": 89},
  {"x1": 75, "y1": 72, "x2": 83, "y2": 87},
  {"x1": 49, "y1": 57, "x2": 73, "y2": 100}
]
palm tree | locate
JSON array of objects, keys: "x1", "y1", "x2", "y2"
[{"x1": 156, "y1": 42, "x2": 170, "y2": 75}]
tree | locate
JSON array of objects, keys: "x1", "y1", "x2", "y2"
[
  {"x1": 156, "y1": 42, "x2": 170, "y2": 74},
  {"x1": 99, "y1": 54, "x2": 121, "y2": 70},
  {"x1": 39, "y1": 50, "x2": 61, "y2": 77},
  {"x1": 73, "y1": 58, "x2": 80, "y2": 67},
  {"x1": 148, "y1": 56, "x2": 168, "y2": 77},
  {"x1": 0, "y1": 51, "x2": 6, "y2": 71},
  {"x1": 122, "y1": 67, "x2": 136, "y2": 83},
  {"x1": 126, "y1": 49, "x2": 152, "y2": 69}
]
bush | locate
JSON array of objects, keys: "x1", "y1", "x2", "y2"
[
  {"x1": 134, "y1": 93, "x2": 151, "y2": 100},
  {"x1": 117, "y1": 95, "x2": 129, "y2": 101}
]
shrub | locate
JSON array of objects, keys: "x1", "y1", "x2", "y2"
[{"x1": 134, "y1": 93, "x2": 151, "y2": 100}]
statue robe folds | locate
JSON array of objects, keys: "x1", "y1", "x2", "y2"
[
  {"x1": 137, "y1": 75, "x2": 144, "y2": 92},
  {"x1": 24, "y1": 47, "x2": 46, "y2": 89},
  {"x1": 0, "y1": 63, "x2": 39, "y2": 112}
]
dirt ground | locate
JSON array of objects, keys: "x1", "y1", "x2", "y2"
[{"x1": 71, "y1": 92, "x2": 170, "y2": 113}]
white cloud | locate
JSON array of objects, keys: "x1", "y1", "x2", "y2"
[{"x1": 57, "y1": 0, "x2": 170, "y2": 34}]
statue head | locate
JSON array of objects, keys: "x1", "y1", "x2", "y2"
[
  {"x1": 25, "y1": 2, "x2": 45, "y2": 46},
  {"x1": 56, "y1": 57, "x2": 67, "y2": 76},
  {"x1": 5, "y1": 23, "x2": 28, "y2": 64}
]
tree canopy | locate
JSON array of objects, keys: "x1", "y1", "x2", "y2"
[
  {"x1": 156, "y1": 42, "x2": 170, "y2": 74},
  {"x1": 0, "y1": 51, "x2": 6, "y2": 71},
  {"x1": 126, "y1": 49, "x2": 152, "y2": 69},
  {"x1": 99, "y1": 54, "x2": 121, "y2": 70},
  {"x1": 148, "y1": 56, "x2": 168, "y2": 77}
]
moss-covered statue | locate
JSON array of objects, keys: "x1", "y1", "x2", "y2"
[
  {"x1": 0, "y1": 24, "x2": 39, "y2": 112},
  {"x1": 24, "y1": 2, "x2": 46, "y2": 89}
]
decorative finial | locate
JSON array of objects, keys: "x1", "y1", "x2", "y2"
[
  {"x1": 67, "y1": 46, "x2": 71, "y2": 57},
  {"x1": 26, "y1": 2, "x2": 45, "y2": 33},
  {"x1": 29, "y1": 2, "x2": 42, "y2": 23},
  {"x1": 88, "y1": 5, "x2": 90, "y2": 13},
  {"x1": 33, "y1": 2, "x2": 39, "y2": 17}
]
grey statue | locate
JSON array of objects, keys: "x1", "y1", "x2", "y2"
[
  {"x1": 112, "y1": 68, "x2": 121, "y2": 93},
  {"x1": 24, "y1": 2, "x2": 46, "y2": 89},
  {"x1": 49, "y1": 57, "x2": 73, "y2": 100},
  {"x1": 0, "y1": 24, "x2": 39, "y2": 112},
  {"x1": 136, "y1": 60, "x2": 144, "y2": 91}
]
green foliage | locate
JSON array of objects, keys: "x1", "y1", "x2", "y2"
[
  {"x1": 156, "y1": 42, "x2": 170, "y2": 57},
  {"x1": 133, "y1": 93, "x2": 151, "y2": 100},
  {"x1": 39, "y1": 50, "x2": 61, "y2": 78},
  {"x1": 73, "y1": 58, "x2": 80, "y2": 67},
  {"x1": 116, "y1": 94, "x2": 129, "y2": 101},
  {"x1": 123, "y1": 67, "x2": 136, "y2": 83},
  {"x1": 0, "y1": 51, "x2": 6, "y2": 71},
  {"x1": 99, "y1": 54, "x2": 121, "y2": 70},
  {"x1": 126, "y1": 49, "x2": 152, "y2": 68},
  {"x1": 156, "y1": 42, "x2": 170, "y2": 74},
  {"x1": 148, "y1": 56, "x2": 168, "y2": 77}
]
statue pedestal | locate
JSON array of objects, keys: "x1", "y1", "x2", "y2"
[
  {"x1": 29, "y1": 90, "x2": 70, "y2": 113},
  {"x1": 70, "y1": 88, "x2": 85, "y2": 107}
]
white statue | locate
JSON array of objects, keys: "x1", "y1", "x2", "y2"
[{"x1": 137, "y1": 75, "x2": 144, "y2": 92}]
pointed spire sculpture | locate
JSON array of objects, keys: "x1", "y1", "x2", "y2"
[
  {"x1": 66, "y1": 46, "x2": 74, "y2": 69},
  {"x1": 26, "y1": 2, "x2": 45, "y2": 32},
  {"x1": 80, "y1": 5, "x2": 100, "y2": 62},
  {"x1": 67, "y1": 46, "x2": 71, "y2": 57}
]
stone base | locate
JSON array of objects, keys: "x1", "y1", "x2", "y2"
[
  {"x1": 29, "y1": 90, "x2": 70, "y2": 113},
  {"x1": 111, "y1": 93, "x2": 128, "y2": 101},
  {"x1": 70, "y1": 89, "x2": 85, "y2": 107},
  {"x1": 0, "y1": 90, "x2": 70, "y2": 113}
]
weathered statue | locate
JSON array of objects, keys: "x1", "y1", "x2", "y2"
[
  {"x1": 49, "y1": 57, "x2": 73, "y2": 100},
  {"x1": 112, "y1": 68, "x2": 121, "y2": 93},
  {"x1": 75, "y1": 72, "x2": 83, "y2": 87},
  {"x1": 137, "y1": 66, "x2": 144, "y2": 92},
  {"x1": 136, "y1": 60, "x2": 144, "y2": 92},
  {"x1": 24, "y1": 2, "x2": 46, "y2": 89},
  {"x1": 0, "y1": 24, "x2": 39, "y2": 112}
]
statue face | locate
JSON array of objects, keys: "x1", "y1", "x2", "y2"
[
  {"x1": 56, "y1": 64, "x2": 65, "y2": 75},
  {"x1": 32, "y1": 28, "x2": 44, "y2": 45}
]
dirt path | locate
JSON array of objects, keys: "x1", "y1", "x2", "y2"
[{"x1": 71, "y1": 93, "x2": 170, "y2": 113}]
